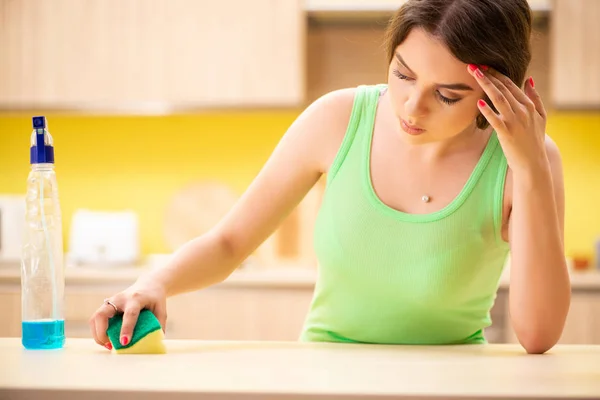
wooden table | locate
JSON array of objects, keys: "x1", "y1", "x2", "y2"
[{"x1": 1, "y1": 338, "x2": 599, "y2": 399}]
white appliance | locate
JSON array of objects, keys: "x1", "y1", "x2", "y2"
[
  {"x1": 67, "y1": 209, "x2": 140, "y2": 267},
  {"x1": 0, "y1": 195, "x2": 26, "y2": 264}
]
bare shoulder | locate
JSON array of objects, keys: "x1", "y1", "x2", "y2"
[
  {"x1": 544, "y1": 135, "x2": 563, "y2": 169},
  {"x1": 302, "y1": 88, "x2": 358, "y2": 173},
  {"x1": 544, "y1": 133, "x2": 565, "y2": 212},
  {"x1": 501, "y1": 134, "x2": 564, "y2": 242}
]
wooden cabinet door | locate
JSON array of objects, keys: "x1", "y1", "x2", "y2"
[
  {"x1": 504, "y1": 291, "x2": 600, "y2": 345},
  {"x1": 550, "y1": 0, "x2": 600, "y2": 108},
  {"x1": 0, "y1": 0, "x2": 305, "y2": 110},
  {"x1": 0, "y1": 289, "x2": 21, "y2": 338},
  {"x1": 165, "y1": 286, "x2": 314, "y2": 341}
]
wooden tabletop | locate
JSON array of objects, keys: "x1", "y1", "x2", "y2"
[{"x1": 1, "y1": 338, "x2": 599, "y2": 400}]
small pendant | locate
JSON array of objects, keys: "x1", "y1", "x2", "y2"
[{"x1": 421, "y1": 195, "x2": 430, "y2": 203}]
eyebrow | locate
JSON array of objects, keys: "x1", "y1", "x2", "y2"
[{"x1": 395, "y1": 52, "x2": 474, "y2": 91}]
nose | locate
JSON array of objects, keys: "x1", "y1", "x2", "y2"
[{"x1": 404, "y1": 89, "x2": 428, "y2": 122}]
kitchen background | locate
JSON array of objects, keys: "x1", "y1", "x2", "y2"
[{"x1": 0, "y1": 0, "x2": 599, "y2": 344}]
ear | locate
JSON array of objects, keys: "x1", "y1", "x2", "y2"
[{"x1": 476, "y1": 113, "x2": 489, "y2": 130}]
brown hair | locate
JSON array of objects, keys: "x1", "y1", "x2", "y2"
[{"x1": 384, "y1": 0, "x2": 532, "y2": 129}]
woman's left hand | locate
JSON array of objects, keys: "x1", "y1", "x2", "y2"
[{"x1": 468, "y1": 64, "x2": 548, "y2": 175}]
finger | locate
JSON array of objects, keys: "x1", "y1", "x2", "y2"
[
  {"x1": 485, "y1": 69, "x2": 531, "y2": 105},
  {"x1": 94, "y1": 306, "x2": 116, "y2": 348},
  {"x1": 468, "y1": 64, "x2": 513, "y2": 116},
  {"x1": 477, "y1": 99, "x2": 506, "y2": 134},
  {"x1": 89, "y1": 317, "x2": 102, "y2": 346},
  {"x1": 151, "y1": 300, "x2": 168, "y2": 333},
  {"x1": 486, "y1": 73, "x2": 525, "y2": 113},
  {"x1": 89, "y1": 311, "x2": 112, "y2": 350},
  {"x1": 120, "y1": 303, "x2": 141, "y2": 346},
  {"x1": 524, "y1": 76, "x2": 547, "y2": 119}
]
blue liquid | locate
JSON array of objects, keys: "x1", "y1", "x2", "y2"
[{"x1": 22, "y1": 320, "x2": 65, "y2": 350}]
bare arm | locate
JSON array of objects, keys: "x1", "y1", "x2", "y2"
[
  {"x1": 469, "y1": 66, "x2": 571, "y2": 354},
  {"x1": 90, "y1": 89, "x2": 355, "y2": 348},
  {"x1": 507, "y1": 137, "x2": 570, "y2": 354},
  {"x1": 149, "y1": 89, "x2": 356, "y2": 297}
]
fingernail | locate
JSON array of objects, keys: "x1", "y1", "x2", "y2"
[
  {"x1": 105, "y1": 342, "x2": 113, "y2": 350},
  {"x1": 121, "y1": 336, "x2": 129, "y2": 346},
  {"x1": 468, "y1": 64, "x2": 478, "y2": 72},
  {"x1": 528, "y1": 77, "x2": 535, "y2": 88},
  {"x1": 479, "y1": 65, "x2": 489, "y2": 71},
  {"x1": 478, "y1": 99, "x2": 486, "y2": 108}
]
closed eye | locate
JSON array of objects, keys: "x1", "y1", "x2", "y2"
[
  {"x1": 393, "y1": 69, "x2": 412, "y2": 81},
  {"x1": 392, "y1": 69, "x2": 462, "y2": 106}
]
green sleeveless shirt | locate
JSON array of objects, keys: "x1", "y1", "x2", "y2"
[{"x1": 300, "y1": 84, "x2": 511, "y2": 345}]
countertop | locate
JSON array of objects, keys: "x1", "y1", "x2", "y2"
[
  {"x1": 0, "y1": 262, "x2": 318, "y2": 289},
  {"x1": 2, "y1": 261, "x2": 600, "y2": 290},
  {"x1": 1, "y1": 338, "x2": 599, "y2": 400}
]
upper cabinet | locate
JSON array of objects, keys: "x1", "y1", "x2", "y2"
[
  {"x1": 550, "y1": 0, "x2": 600, "y2": 109},
  {"x1": 306, "y1": 0, "x2": 552, "y2": 12},
  {"x1": 0, "y1": 0, "x2": 306, "y2": 111}
]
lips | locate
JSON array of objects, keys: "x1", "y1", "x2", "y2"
[{"x1": 400, "y1": 118, "x2": 426, "y2": 135}]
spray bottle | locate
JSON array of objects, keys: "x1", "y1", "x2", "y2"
[{"x1": 20, "y1": 116, "x2": 65, "y2": 349}]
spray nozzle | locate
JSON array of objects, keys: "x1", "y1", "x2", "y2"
[
  {"x1": 30, "y1": 116, "x2": 55, "y2": 164},
  {"x1": 33, "y1": 116, "x2": 46, "y2": 130}
]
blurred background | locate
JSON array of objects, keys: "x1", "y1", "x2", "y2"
[{"x1": 0, "y1": 0, "x2": 599, "y2": 344}]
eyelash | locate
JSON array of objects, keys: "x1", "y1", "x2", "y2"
[{"x1": 392, "y1": 69, "x2": 461, "y2": 106}]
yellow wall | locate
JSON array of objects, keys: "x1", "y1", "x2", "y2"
[
  {"x1": 0, "y1": 112, "x2": 298, "y2": 255},
  {"x1": 545, "y1": 113, "x2": 600, "y2": 259},
  {"x1": 1, "y1": 111, "x2": 599, "y2": 258}
]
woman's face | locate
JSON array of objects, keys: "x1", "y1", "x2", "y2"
[{"x1": 387, "y1": 28, "x2": 488, "y2": 143}]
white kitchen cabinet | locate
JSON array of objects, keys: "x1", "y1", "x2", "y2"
[{"x1": 0, "y1": 0, "x2": 305, "y2": 110}]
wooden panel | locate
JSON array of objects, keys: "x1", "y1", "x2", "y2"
[
  {"x1": 1, "y1": 281, "x2": 314, "y2": 341},
  {"x1": 0, "y1": 289, "x2": 21, "y2": 337},
  {"x1": 503, "y1": 291, "x2": 600, "y2": 345},
  {"x1": 559, "y1": 292, "x2": 598, "y2": 344},
  {"x1": 166, "y1": 286, "x2": 314, "y2": 341},
  {"x1": 551, "y1": 0, "x2": 600, "y2": 108},
  {"x1": 307, "y1": 23, "x2": 387, "y2": 103},
  {"x1": 591, "y1": 295, "x2": 600, "y2": 344},
  {"x1": 306, "y1": 0, "x2": 552, "y2": 12},
  {"x1": 64, "y1": 291, "x2": 109, "y2": 338},
  {"x1": 307, "y1": 21, "x2": 551, "y2": 108},
  {"x1": 0, "y1": 0, "x2": 305, "y2": 110}
]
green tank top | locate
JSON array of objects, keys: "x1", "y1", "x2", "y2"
[{"x1": 300, "y1": 84, "x2": 511, "y2": 345}]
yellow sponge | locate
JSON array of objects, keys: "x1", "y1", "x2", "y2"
[{"x1": 106, "y1": 309, "x2": 166, "y2": 354}]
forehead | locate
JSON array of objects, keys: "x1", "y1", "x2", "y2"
[{"x1": 395, "y1": 28, "x2": 470, "y2": 81}]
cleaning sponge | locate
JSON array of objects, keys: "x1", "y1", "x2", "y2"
[{"x1": 106, "y1": 309, "x2": 166, "y2": 354}]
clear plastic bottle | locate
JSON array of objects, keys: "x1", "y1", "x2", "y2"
[{"x1": 20, "y1": 116, "x2": 65, "y2": 350}]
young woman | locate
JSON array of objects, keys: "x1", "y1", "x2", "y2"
[{"x1": 90, "y1": 0, "x2": 570, "y2": 354}]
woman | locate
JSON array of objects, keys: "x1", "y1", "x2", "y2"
[{"x1": 90, "y1": 0, "x2": 570, "y2": 354}]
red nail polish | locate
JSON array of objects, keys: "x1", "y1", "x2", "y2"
[
  {"x1": 479, "y1": 65, "x2": 489, "y2": 71},
  {"x1": 105, "y1": 342, "x2": 113, "y2": 350},
  {"x1": 478, "y1": 99, "x2": 486, "y2": 108},
  {"x1": 468, "y1": 64, "x2": 478, "y2": 72},
  {"x1": 121, "y1": 336, "x2": 129, "y2": 346},
  {"x1": 528, "y1": 77, "x2": 535, "y2": 88}
]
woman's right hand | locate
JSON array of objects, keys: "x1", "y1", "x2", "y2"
[{"x1": 89, "y1": 278, "x2": 167, "y2": 350}]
